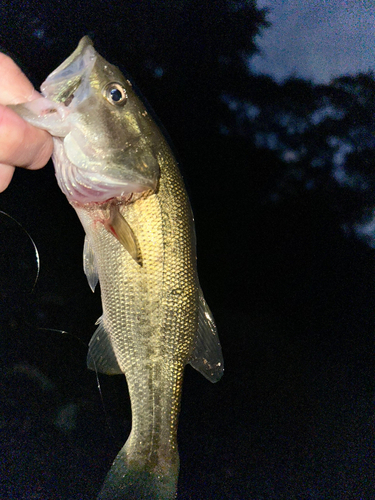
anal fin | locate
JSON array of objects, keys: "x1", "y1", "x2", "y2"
[{"x1": 87, "y1": 316, "x2": 122, "y2": 375}]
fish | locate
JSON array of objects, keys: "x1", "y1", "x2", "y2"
[{"x1": 10, "y1": 36, "x2": 223, "y2": 499}]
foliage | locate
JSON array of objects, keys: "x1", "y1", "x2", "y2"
[{"x1": 223, "y1": 70, "x2": 375, "y2": 236}]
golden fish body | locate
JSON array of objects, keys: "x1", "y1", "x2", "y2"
[
  {"x1": 75, "y1": 138, "x2": 197, "y2": 498},
  {"x1": 10, "y1": 37, "x2": 223, "y2": 499}
]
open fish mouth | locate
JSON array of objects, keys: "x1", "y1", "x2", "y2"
[{"x1": 41, "y1": 36, "x2": 96, "y2": 106}]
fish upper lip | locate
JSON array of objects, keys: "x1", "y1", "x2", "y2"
[{"x1": 41, "y1": 42, "x2": 97, "y2": 106}]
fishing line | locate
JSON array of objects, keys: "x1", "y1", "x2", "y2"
[
  {"x1": 87, "y1": 351, "x2": 117, "y2": 440},
  {"x1": 0, "y1": 210, "x2": 40, "y2": 293},
  {"x1": 39, "y1": 327, "x2": 116, "y2": 439},
  {"x1": 0, "y1": 212, "x2": 115, "y2": 438}
]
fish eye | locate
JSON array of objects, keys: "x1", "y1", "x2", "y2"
[{"x1": 103, "y1": 82, "x2": 127, "y2": 106}]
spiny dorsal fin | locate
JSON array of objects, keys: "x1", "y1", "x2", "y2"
[
  {"x1": 188, "y1": 289, "x2": 224, "y2": 383},
  {"x1": 83, "y1": 235, "x2": 99, "y2": 292},
  {"x1": 87, "y1": 316, "x2": 122, "y2": 375},
  {"x1": 104, "y1": 205, "x2": 142, "y2": 266}
]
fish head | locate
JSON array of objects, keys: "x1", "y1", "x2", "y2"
[{"x1": 12, "y1": 37, "x2": 162, "y2": 204}]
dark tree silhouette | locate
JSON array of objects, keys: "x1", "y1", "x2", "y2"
[
  {"x1": 0, "y1": 0, "x2": 269, "y2": 141},
  {"x1": 222, "y1": 70, "x2": 375, "y2": 238}
]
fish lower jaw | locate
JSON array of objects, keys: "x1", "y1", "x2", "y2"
[
  {"x1": 59, "y1": 177, "x2": 150, "y2": 205},
  {"x1": 70, "y1": 189, "x2": 152, "y2": 211},
  {"x1": 52, "y1": 139, "x2": 155, "y2": 205},
  {"x1": 55, "y1": 164, "x2": 151, "y2": 205}
]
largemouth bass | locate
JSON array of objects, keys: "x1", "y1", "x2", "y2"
[{"x1": 10, "y1": 36, "x2": 223, "y2": 500}]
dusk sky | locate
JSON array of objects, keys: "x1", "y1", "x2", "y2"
[{"x1": 251, "y1": 0, "x2": 375, "y2": 83}]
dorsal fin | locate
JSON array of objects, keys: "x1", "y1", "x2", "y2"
[{"x1": 188, "y1": 289, "x2": 224, "y2": 382}]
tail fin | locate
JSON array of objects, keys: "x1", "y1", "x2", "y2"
[{"x1": 98, "y1": 440, "x2": 179, "y2": 500}]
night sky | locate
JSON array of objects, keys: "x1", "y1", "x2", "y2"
[
  {"x1": 0, "y1": 2, "x2": 373, "y2": 499},
  {"x1": 252, "y1": 0, "x2": 375, "y2": 83}
]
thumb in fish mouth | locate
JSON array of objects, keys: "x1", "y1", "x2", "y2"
[
  {"x1": 0, "y1": 49, "x2": 39, "y2": 103},
  {"x1": 0, "y1": 52, "x2": 53, "y2": 191},
  {"x1": 0, "y1": 104, "x2": 53, "y2": 191}
]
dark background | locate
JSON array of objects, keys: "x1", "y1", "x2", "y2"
[{"x1": 0, "y1": 2, "x2": 373, "y2": 499}]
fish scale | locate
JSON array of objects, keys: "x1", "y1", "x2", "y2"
[{"x1": 74, "y1": 139, "x2": 198, "y2": 498}]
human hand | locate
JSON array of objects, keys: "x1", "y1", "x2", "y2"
[{"x1": 0, "y1": 52, "x2": 53, "y2": 192}]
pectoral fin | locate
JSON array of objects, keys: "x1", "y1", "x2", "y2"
[
  {"x1": 104, "y1": 205, "x2": 142, "y2": 266},
  {"x1": 83, "y1": 235, "x2": 98, "y2": 292},
  {"x1": 188, "y1": 289, "x2": 224, "y2": 383},
  {"x1": 87, "y1": 316, "x2": 122, "y2": 375}
]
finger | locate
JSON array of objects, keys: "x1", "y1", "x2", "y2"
[
  {"x1": 0, "y1": 163, "x2": 15, "y2": 192},
  {"x1": 0, "y1": 52, "x2": 38, "y2": 105},
  {"x1": 0, "y1": 104, "x2": 53, "y2": 170}
]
